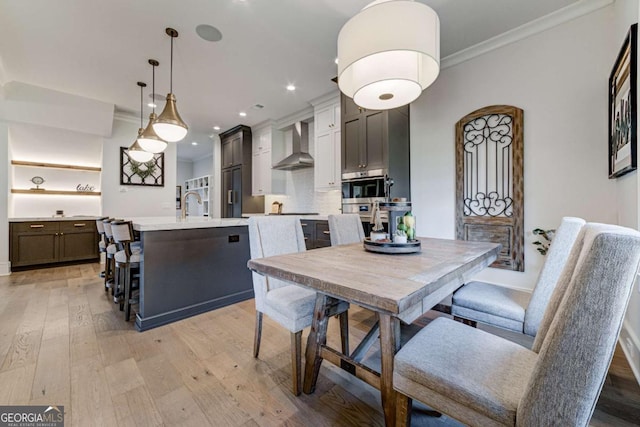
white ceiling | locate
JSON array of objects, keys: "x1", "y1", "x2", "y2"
[{"x1": 0, "y1": 0, "x2": 580, "y2": 160}]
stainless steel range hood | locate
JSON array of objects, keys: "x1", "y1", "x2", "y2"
[{"x1": 272, "y1": 121, "x2": 314, "y2": 170}]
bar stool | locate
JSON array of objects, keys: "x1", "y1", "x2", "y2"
[
  {"x1": 102, "y1": 218, "x2": 118, "y2": 294},
  {"x1": 111, "y1": 220, "x2": 141, "y2": 321},
  {"x1": 95, "y1": 216, "x2": 109, "y2": 279}
]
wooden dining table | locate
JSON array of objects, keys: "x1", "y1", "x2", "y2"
[{"x1": 247, "y1": 237, "x2": 501, "y2": 427}]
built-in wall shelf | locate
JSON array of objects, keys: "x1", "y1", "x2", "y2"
[
  {"x1": 11, "y1": 189, "x2": 101, "y2": 196},
  {"x1": 11, "y1": 160, "x2": 101, "y2": 172}
]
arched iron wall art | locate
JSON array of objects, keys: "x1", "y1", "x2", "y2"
[
  {"x1": 120, "y1": 147, "x2": 165, "y2": 186},
  {"x1": 456, "y1": 105, "x2": 524, "y2": 271},
  {"x1": 608, "y1": 23, "x2": 637, "y2": 179}
]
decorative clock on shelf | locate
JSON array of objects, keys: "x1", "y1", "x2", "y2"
[{"x1": 30, "y1": 176, "x2": 45, "y2": 190}]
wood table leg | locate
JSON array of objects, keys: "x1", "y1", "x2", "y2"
[
  {"x1": 379, "y1": 313, "x2": 399, "y2": 427},
  {"x1": 303, "y1": 294, "x2": 329, "y2": 394}
]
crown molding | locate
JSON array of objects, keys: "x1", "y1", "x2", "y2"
[
  {"x1": 309, "y1": 90, "x2": 340, "y2": 108},
  {"x1": 441, "y1": 0, "x2": 614, "y2": 70},
  {"x1": 113, "y1": 108, "x2": 139, "y2": 125}
]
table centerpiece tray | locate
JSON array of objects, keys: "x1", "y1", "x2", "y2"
[{"x1": 363, "y1": 238, "x2": 421, "y2": 254}]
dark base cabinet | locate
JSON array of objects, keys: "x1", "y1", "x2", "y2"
[{"x1": 10, "y1": 220, "x2": 99, "y2": 269}]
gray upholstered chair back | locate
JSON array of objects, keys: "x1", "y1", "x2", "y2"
[
  {"x1": 524, "y1": 216, "x2": 585, "y2": 336},
  {"x1": 328, "y1": 214, "x2": 365, "y2": 246},
  {"x1": 517, "y1": 224, "x2": 640, "y2": 426},
  {"x1": 248, "y1": 216, "x2": 307, "y2": 313}
]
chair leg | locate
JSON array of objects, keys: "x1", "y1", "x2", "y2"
[
  {"x1": 104, "y1": 255, "x2": 112, "y2": 292},
  {"x1": 253, "y1": 311, "x2": 263, "y2": 358},
  {"x1": 339, "y1": 311, "x2": 349, "y2": 355},
  {"x1": 395, "y1": 393, "x2": 413, "y2": 427},
  {"x1": 453, "y1": 316, "x2": 477, "y2": 328},
  {"x1": 124, "y1": 264, "x2": 132, "y2": 321},
  {"x1": 291, "y1": 330, "x2": 302, "y2": 396}
]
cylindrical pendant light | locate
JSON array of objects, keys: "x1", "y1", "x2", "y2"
[
  {"x1": 153, "y1": 28, "x2": 188, "y2": 142},
  {"x1": 128, "y1": 82, "x2": 155, "y2": 163},
  {"x1": 337, "y1": 0, "x2": 440, "y2": 110},
  {"x1": 138, "y1": 59, "x2": 168, "y2": 153}
]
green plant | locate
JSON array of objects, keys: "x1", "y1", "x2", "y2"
[{"x1": 532, "y1": 228, "x2": 555, "y2": 255}]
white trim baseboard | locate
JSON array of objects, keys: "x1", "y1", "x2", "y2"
[
  {"x1": 0, "y1": 261, "x2": 11, "y2": 276},
  {"x1": 620, "y1": 321, "x2": 640, "y2": 386},
  {"x1": 441, "y1": 0, "x2": 614, "y2": 70}
]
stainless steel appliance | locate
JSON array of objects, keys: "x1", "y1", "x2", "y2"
[{"x1": 341, "y1": 173, "x2": 390, "y2": 235}]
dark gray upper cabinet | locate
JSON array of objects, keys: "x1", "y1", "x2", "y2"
[{"x1": 340, "y1": 94, "x2": 411, "y2": 200}]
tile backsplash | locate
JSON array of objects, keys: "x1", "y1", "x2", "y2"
[{"x1": 264, "y1": 168, "x2": 341, "y2": 215}]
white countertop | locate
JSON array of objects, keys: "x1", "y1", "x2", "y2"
[
  {"x1": 241, "y1": 213, "x2": 330, "y2": 221},
  {"x1": 130, "y1": 216, "x2": 248, "y2": 231},
  {"x1": 9, "y1": 216, "x2": 99, "y2": 222}
]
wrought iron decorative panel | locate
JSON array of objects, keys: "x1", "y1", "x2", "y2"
[
  {"x1": 456, "y1": 106, "x2": 524, "y2": 271},
  {"x1": 120, "y1": 147, "x2": 165, "y2": 186}
]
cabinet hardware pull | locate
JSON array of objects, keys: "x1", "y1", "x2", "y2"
[
  {"x1": 301, "y1": 223, "x2": 308, "y2": 226},
  {"x1": 323, "y1": 231, "x2": 331, "y2": 235},
  {"x1": 227, "y1": 190, "x2": 233, "y2": 205},
  {"x1": 30, "y1": 224, "x2": 44, "y2": 228},
  {"x1": 60, "y1": 232, "x2": 64, "y2": 235},
  {"x1": 55, "y1": 233, "x2": 59, "y2": 236},
  {"x1": 73, "y1": 223, "x2": 86, "y2": 227}
]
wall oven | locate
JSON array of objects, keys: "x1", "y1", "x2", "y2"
[{"x1": 341, "y1": 172, "x2": 389, "y2": 234}]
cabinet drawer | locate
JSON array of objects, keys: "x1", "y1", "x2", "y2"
[
  {"x1": 315, "y1": 221, "x2": 331, "y2": 242},
  {"x1": 60, "y1": 220, "x2": 96, "y2": 233},
  {"x1": 12, "y1": 221, "x2": 59, "y2": 233}
]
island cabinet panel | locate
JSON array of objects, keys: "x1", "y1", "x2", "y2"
[
  {"x1": 10, "y1": 220, "x2": 98, "y2": 268},
  {"x1": 135, "y1": 225, "x2": 254, "y2": 331}
]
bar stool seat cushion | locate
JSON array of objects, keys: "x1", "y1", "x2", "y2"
[
  {"x1": 107, "y1": 244, "x2": 117, "y2": 255},
  {"x1": 265, "y1": 285, "x2": 316, "y2": 331},
  {"x1": 394, "y1": 317, "x2": 537, "y2": 426},
  {"x1": 452, "y1": 282, "x2": 530, "y2": 332},
  {"x1": 99, "y1": 241, "x2": 106, "y2": 251},
  {"x1": 115, "y1": 251, "x2": 141, "y2": 264}
]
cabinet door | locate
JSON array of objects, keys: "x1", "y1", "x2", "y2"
[
  {"x1": 58, "y1": 221, "x2": 98, "y2": 262},
  {"x1": 10, "y1": 222, "x2": 59, "y2": 267},
  {"x1": 315, "y1": 131, "x2": 341, "y2": 190},
  {"x1": 222, "y1": 139, "x2": 234, "y2": 168},
  {"x1": 222, "y1": 169, "x2": 233, "y2": 218},
  {"x1": 316, "y1": 105, "x2": 337, "y2": 134},
  {"x1": 232, "y1": 136, "x2": 243, "y2": 166},
  {"x1": 342, "y1": 117, "x2": 361, "y2": 174},
  {"x1": 342, "y1": 95, "x2": 362, "y2": 119},
  {"x1": 363, "y1": 110, "x2": 387, "y2": 170},
  {"x1": 231, "y1": 167, "x2": 243, "y2": 218}
]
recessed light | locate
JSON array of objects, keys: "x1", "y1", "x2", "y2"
[
  {"x1": 239, "y1": 112, "x2": 247, "y2": 117},
  {"x1": 195, "y1": 24, "x2": 223, "y2": 42},
  {"x1": 286, "y1": 84, "x2": 296, "y2": 91},
  {"x1": 213, "y1": 126, "x2": 221, "y2": 131},
  {"x1": 334, "y1": 57, "x2": 339, "y2": 64},
  {"x1": 147, "y1": 102, "x2": 157, "y2": 108},
  {"x1": 191, "y1": 142, "x2": 198, "y2": 146}
]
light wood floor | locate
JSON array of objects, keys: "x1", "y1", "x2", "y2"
[{"x1": 0, "y1": 263, "x2": 639, "y2": 426}]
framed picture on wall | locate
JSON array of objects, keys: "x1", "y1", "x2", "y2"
[
  {"x1": 120, "y1": 147, "x2": 165, "y2": 186},
  {"x1": 609, "y1": 23, "x2": 638, "y2": 179}
]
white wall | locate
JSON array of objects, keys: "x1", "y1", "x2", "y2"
[
  {"x1": 411, "y1": 5, "x2": 617, "y2": 290},
  {"x1": 176, "y1": 160, "x2": 193, "y2": 189},
  {"x1": 8, "y1": 123, "x2": 103, "y2": 217},
  {"x1": 614, "y1": 0, "x2": 640, "y2": 383},
  {"x1": 101, "y1": 118, "x2": 177, "y2": 218},
  {"x1": 193, "y1": 155, "x2": 213, "y2": 178},
  {"x1": 0, "y1": 123, "x2": 9, "y2": 275}
]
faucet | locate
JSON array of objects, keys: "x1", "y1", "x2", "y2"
[{"x1": 181, "y1": 191, "x2": 202, "y2": 219}]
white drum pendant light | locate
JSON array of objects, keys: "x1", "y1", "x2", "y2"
[
  {"x1": 337, "y1": 0, "x2": 440, "y2": 110},
  {"x1": 138, "y1": 59, "x2": 168, "y2": 153},
  {"x1": 153, "y1": 27, "x2": 188, "y2": 142},
  {"x1": 128, "y1": 82, "x2": 155, "y2": 163}
]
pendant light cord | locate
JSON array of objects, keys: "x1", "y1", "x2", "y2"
[
  {"x1": 152, "y1": 63, "x2": 156, "y2": 114},
  {"x1": 140, "y1": 84, "x2": 144, "y2": 127},
  {"x1": 170, "y1": 36, "x2": 174, "y2": 93}
]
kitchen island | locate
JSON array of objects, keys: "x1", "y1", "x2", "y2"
[{"x1": 130, "y1": 216, "x2": 253, "y2": 331}]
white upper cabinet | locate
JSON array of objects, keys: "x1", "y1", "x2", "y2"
[
  {"x1": 252, "y1": 124, "x2": 285, "y2": 196},
  {"x1": 313, "y1": 96, "x2": 341, "y2": 191}
]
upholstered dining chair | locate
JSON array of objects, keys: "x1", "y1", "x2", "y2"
[
  {"x1": 248, "y1": 216, "x2": 349, "y2": 396},
  {"x1": 452, "y1": 216, "x2": 585, "y2": 337},
  {"x1": 392, "y1": 223, "x2": 640, "y2": 426},
  {"x1": 328, "y1": 214, "x2": 365, "y2": 246},
  {"x1": 95, "y1": 216, "x2": 108, "y2": 280}
]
